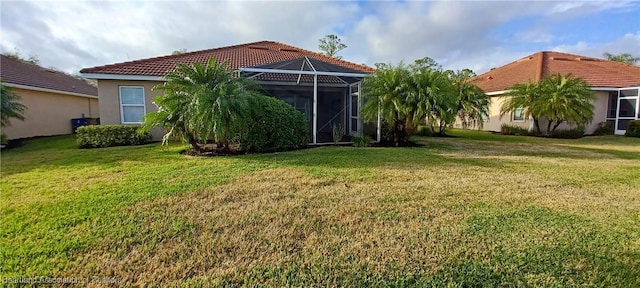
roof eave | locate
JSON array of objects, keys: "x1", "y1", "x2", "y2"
[
  {"x1": 239, "y1": 67, "x2": 370, "y2": 78},
  {"x1": 81, "y1": 73, "x2": 165, "y2": 81},
  {"x1": 3, "y1": 83, "x2": 98, "y2": 98}
]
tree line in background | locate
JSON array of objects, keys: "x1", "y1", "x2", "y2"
[{"x1": 602, "y1": 52, "x2": 640, "y2": 65}]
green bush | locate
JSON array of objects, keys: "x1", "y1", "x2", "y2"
[
  {"x1": 500, "y1": 124, "x2": 530, "y2": 136},
  {"x1": 549, "y1": 127, "x2": 585, "y2": 139},
  {"x1": 593, "y1": 121, "x2": 614, "y2": 136},
  {"x1": 240, "y1": 96, "x2": 309, "y2": 153},
  {"x1": 352, "y1": 135, "x2": 372, "y2": 147},
  {"x1": 77, "y1": 125, "x2": 151, "y2": 148},
  {"x1": 625, "y1": 120, "x2": 640, "y2": 138}
]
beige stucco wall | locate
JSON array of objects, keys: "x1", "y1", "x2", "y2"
[
  {"x1": 96, "y1": 80, "x2": 163, "y2": 124},
  {"x1": 453, "y1": 95, "x2": 531, "y2": 132},
  {"x1": 548, "y1": 91, "x2": 609, "y2": 133},
  {"x1": 96, "y1": 80, "x2": 164, "y2": 139},
  {"x1": 2, "y1": 87, "x2": 99, "y2": 140},
  {"x1": 586, "y1": 91, "x2": 609, "y2": 134},
  {"x1": 455, "y1": 90, "x2": 610, "y2": 134}
]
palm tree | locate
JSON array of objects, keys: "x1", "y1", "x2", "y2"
[
  {"x1": 1, "y1": 82, "x2": 27, "y2": 127},
  {"x1": 537, "y1": 73, "x2": 594, "y2": 133},
  {"x1": 500, "y1": 74, "x2": 594, "y2": 135},
  {"x1": 360, "y1": 62, "x2": 413, "y2": 146},
  {"x1": 449, "y1": 69, "x2": 489, "y2": 131},
  {"x1": 143, "y1": 58, "x2": 257, "y2": 152},
  {"x1": 500, "y1": 82, "x2": 542, "y2": 133},
  {"x1": 408, "y1": 67, "x2": 455, "y2": 135}
]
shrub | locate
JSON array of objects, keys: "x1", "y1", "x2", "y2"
[
  {"x1": 240, "y1": 96, "x2": 309, "y2": 153},
  {"x1": 549, "y1": 127, "x2": 585, "y2": 139},
  {"x1": 593, "y1": 121, "x2": 614, "y2": 136},
  {"x1": 500, "y1": 124, "x2": 530, "y2": 136},
  {"x1": 352, "y1": 135, "x2": 372, "y2": 147},
  {"x1": 77, "y1": 125, "x2": 151, "y2": 148},
  {"x1": 0, "y1": 132, "x2": 7, "y2": 145},
  {"x1": 625, "y1": 120, "x2": 640, "y2": 138}
]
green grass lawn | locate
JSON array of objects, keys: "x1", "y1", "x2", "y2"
[{"x1": 1, "y1": 130, "x2": 639, "y2": 286}]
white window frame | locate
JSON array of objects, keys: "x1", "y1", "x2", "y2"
[
  {"x1": 512, "y1": 107, "x2": 525, "y2": 122},
  {"x1": 615, "y1": 88, "x2": 639, "y2": 135},
  {"x1": 119, "y1": 86, "x2": 146, "y2": 124},
  {"x1": 349, "y1": 83, "x2": 360, "y2": 136}
]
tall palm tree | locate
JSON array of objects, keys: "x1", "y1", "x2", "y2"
[
  {"x1": 360, "y1": 62, "x2": 413, "y2": 146},
  {"x1": 143, "y1": 58, "x2": 257, "y2": 152},
  {"x1": 408, "y1": 67, "x2": 455, "y2": 135},
  {"x1": 449, "y1": 69, "x2": 489, "y2": 131},
  {"x1": 1, "y1": 82, "x2": 27, "y2": 127}
]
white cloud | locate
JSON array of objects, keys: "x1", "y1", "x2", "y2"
[
  {"x1": 551, "y1": 32, "x2": 640, "y2": 60},
  {"x1": 551, "y1": 41, "x2": 590, "y2": 53},
  {"x1": 0, "y1": 1, "x2": 357, "y2": 73},
  {"x1": 547, "y1": 0, "x2": 635, "y2": 15},
  {"x1": 0, "y1": 0, "x2": 637, "y2": 76}
]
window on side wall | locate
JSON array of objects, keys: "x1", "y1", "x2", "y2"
[
  {"x1": 512, "y1": 107, "x2": 525, "y2": 122},
  {"x1": 119, "y1": 86, "x2": 145, "y2": 124}
]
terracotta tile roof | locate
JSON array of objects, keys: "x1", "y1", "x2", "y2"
[
  {"x1": 471, "y1": 51, "x2": 640, "y2": 93},
  {"x1": 1, "y1": 55, "x2": 97, "y2": 96},
  {"x1": 80, "y1": 41, "x2": 375, "y2": 76}
]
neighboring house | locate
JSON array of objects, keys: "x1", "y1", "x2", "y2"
[
  {"x1": 0, "y1": 55, "x2": 99, "y2": 140},
  {"x1": 80, "y1": 41, "x2": 377, "y2": 144},
  {"x1": 468, "y1": 51, "x2": 640, "y2": 135}
]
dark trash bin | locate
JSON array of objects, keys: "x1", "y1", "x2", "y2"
[{"x1": 71, "y1": 117, "x2": 99, "y2": 133}]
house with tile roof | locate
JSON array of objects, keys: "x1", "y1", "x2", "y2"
[
  {"x1": 1, "y1": 55, "x2": 99, "y2": 140},
  {"x1": 80, "y1": 41, "x2": 377, "y2": 144},
  {"x1": 467, "y1": 51, "x2": 640, "y2": 135}
]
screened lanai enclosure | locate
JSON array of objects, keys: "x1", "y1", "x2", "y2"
[{"x1": 239, "y1": 57, "x2": 379, "y2": 144}]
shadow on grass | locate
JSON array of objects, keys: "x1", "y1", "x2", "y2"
[
  {"x1": 3, "y1": 132, "x2": 637, "y2": 179},
  {"x1": 559, "y1": 145, "x2": 640, "y2": 160}
]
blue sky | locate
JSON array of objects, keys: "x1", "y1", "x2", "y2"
[
  {"x1": 1, "y1": 1, "x2": 638, "y2": 75},
  {"x1": 490, "y1": 4, "x2": 637, "y2": 50}
]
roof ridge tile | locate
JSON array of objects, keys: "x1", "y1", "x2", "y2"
[{"x1": 81, "y1": 40, "x2": 374, "y2": 76}]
